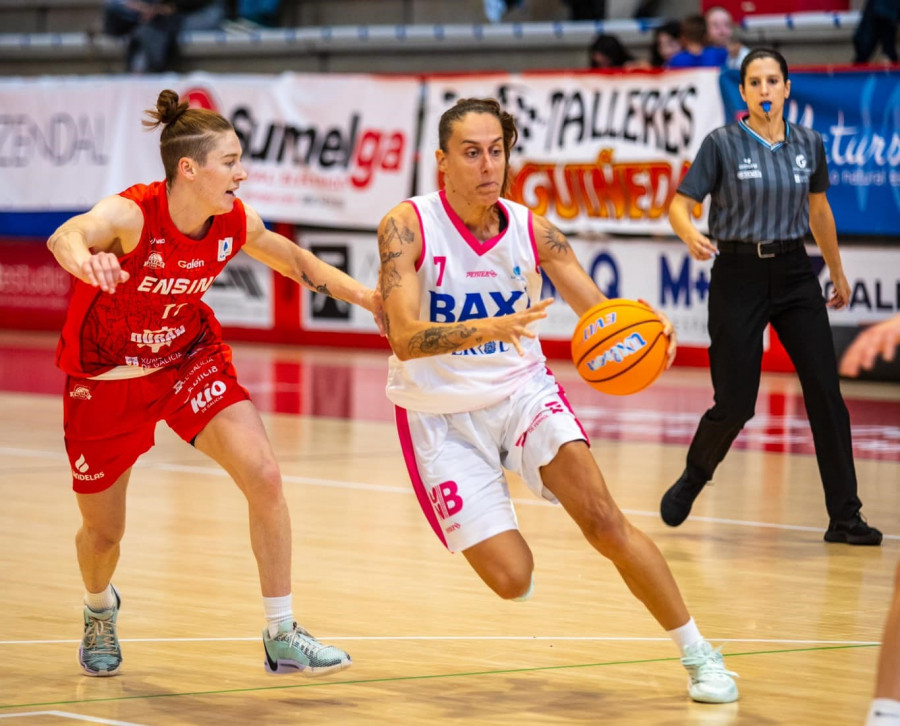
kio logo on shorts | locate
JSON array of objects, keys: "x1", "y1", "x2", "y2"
[
  {"x1": 72, "y1": 454, "x2": 105, "y2": 482},
  {"x1": 191, "y1": 380, "x2": 227, "y2": 413},
  {"x1": 430, "y1": 481, "x2": 463, "y2": 520}
]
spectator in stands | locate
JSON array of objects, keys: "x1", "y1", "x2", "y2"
[
  {"x1": 226, "y1": 0, "x2": 282, "y2": 28},
  {"x1": 649, "y1": 19, "x2": 682, "y2": 67},
  {"x1": 103, "y1": 0, "x2": 226, "y2": 73},
  {"x1": 589, "y1": 33, "x2": 634, "y2": 68},
  {"x1": 705, "y1": 5, "x2": 750, "y2": 70},
  {"x1": 666, "y1": 14, "x2": 728, "y2": 69},
  {"x1": 607, "y1": 20, "x2": 680, "y2": 70},
  {"x1": 564, "y1": 0, "x2": 607, "y2": 20},
  {"x1": 483, "y1": 0, "x2": 524, "y2": 23},
  {"x1": 853, "y1": 0, "x2": 899, "y2": 64}
]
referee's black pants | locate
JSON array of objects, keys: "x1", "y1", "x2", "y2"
[{"x1": 684, "y1": 246, "x2": 863, "y2": 522}]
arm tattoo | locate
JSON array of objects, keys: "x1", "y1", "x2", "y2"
[
  {"x1": 544, "y1": 223, "x2": 571, "y2": 255},
  {"x1": 301, "y1": 270, "x2": 331, "y2": 297},
  {"x1": 378, "y1": 216, "x2": 415, "y2": 301},
  {"x1": 408, "y1": 324, "x2": 480, "y2": 357}
]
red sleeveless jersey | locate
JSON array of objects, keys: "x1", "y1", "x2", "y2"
[{"x1": 56, "y1": 181, "x2": 247, "y2": 378}]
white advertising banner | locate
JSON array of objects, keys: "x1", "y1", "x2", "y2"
[
  {"x1": 0, "y1": 72, "x2": 420, "y2": 228},
  {"x1": 292, "y1": 230, "x2": 900, "y2": 346},
  {"x1": 815, "y1": 246, "x2": 900, "y2": 326},
  {"x1": 417, "y1": 69, "x2": 724, "y2": 236}
]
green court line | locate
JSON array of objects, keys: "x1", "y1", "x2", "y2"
[{"x1": 0, "y1": 644, "x2": 878, "y2": 711}]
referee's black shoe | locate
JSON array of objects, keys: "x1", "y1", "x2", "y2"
[
  {"x1": 824, "y1": 513, "x2": 883, "y2": 546},
  {"x1": 661, "y1": 470, "x2": 707, "y2": 527}
]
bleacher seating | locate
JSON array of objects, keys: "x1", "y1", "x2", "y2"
[
  {"x1": 0, "y1": 0, "x2": 104, "y2": 34},
  {"x1": 0, "y1": 2, "x2": 869, "y2": 77}
]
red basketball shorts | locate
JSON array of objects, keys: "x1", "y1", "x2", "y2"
[{"x1": 63, "y1": 343, "x2": 250, "y2": 493}]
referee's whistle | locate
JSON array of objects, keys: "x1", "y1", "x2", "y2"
[{"x1": 761, "y1": 101, "x2": 772, "y2": 114}]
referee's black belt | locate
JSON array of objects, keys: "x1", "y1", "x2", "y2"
[{"x1": 716, "y1": 239, "x2": 804, "y2": 258}]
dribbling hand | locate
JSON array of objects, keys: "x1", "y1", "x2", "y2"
[
  {"x1": 638, "y1": 298, "x2": 678, "y2": 368},
  {"x1": 498, "y1": 297, "x2": 554, "y2": 356}
]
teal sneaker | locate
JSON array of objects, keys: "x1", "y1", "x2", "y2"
[
  {"x1": 681, "y1": 640, "x2": 739, "y2": 703},
  {"x1": 79, "y1": 587, "x2": 122, "y2": 677},
  {"x1": 262, "y1": 622, "x2": 351, "y2": 676}
]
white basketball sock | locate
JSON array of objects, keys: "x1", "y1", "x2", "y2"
[
  {"x1": 264, "y1": 594, "x2": 294, "y2": 637},
  {"x1": 84, "y1": 584, "x2": 116, "y2": 613},
  {"x1": 667, "y1": 617, "x2": 704, "y2": 655}
]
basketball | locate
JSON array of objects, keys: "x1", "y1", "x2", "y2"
[{"x1": 571, "y1": 299, "x2": 669, "y2": 396}]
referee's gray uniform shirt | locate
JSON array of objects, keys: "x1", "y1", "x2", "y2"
[{"x1": 677, "y1": 118, "x2": 830, "y2": 243}]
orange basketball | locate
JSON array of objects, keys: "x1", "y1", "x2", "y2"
[{"x1": 571, "y1": 299, "x2": 669, "y2": 396}]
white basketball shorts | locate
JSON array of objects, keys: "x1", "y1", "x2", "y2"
[{"x1": 394, "y1": 367, "x2": 588, "y2": 552}]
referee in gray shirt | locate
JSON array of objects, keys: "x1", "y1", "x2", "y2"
[{"x1": 661, "y1": 47, "x2": 881, "y2": 545}]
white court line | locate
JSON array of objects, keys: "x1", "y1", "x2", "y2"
[
  {"x1": 0, "y1": 636, "x2": 879, "y2": 646},
  {"x1": 0, "y1": 712, "x2": 146, "y2": 726},
  {"x1": 2, "y1": 447, "x2": 897, "y2": 540}
]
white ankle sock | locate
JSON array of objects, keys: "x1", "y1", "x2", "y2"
[
  {"x1": 667, "y1": 617, "x2": 704, "y2": 655},
  {"x1": 84, "y1": 585, "x2": 116, "y2": 612},
  {"x1": 867, "y1": 699, "x2": 900, "y2": 725},
  {"x1": 264, "y1": 594, "x2": 294, "y2": 637}
]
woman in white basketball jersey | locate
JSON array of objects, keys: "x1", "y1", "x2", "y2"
[{"x1": 377, "y1": 97, "x2": 739, "y2": 704}]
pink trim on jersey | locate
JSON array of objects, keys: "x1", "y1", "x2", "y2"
[
  {"x1": 405, "y1": 200, "x2": 427, "y2": 272},
  {"x1": 438, "y1": 189, "x2": 506, "y2": 257},
  {"x1": 546, "y1": 366, "x2": 590, "y2": 446},
  {"x1": 527, "y1": 210, "x2": 540, "y2": 273},
  {"x1": 394, "y1": 406, "x2": 449, "y2": 549}
]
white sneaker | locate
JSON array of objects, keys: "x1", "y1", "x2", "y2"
[
  {"x1": 262, "y1": 622, "x2": 351, "y2": 676},
  {"x1": 681, "y1": 640, "x2": 739, "y2": 703}
]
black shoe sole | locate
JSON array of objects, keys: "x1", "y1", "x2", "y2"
[
  {"x1": 823, "y1": 531, "x2": 883, "y2": 546},
  {"x1": 660, "y1": 481, "x2": 705, "y2": 527}
]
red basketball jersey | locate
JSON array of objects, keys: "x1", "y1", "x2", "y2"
[{"x1": 56, "y1": 181, "x2": 247, "y2": 377}]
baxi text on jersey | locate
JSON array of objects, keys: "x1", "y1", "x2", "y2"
[
  {"x1": 429, "y1": 290, "x2": 525, "y2": 322},
  {"x1": 137, "y1": 275, "x2": 216, "y2": 295}
]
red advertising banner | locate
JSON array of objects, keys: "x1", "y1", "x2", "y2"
[{"x1": 0, "y1": 239, "x2": 73, "y2": 330}]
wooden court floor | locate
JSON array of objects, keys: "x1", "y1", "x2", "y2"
[{"x1": 0, "y1": 331, "x2": 898, "y2": 725}]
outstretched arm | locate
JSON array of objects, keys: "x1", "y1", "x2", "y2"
[
  {"x1": 534, "y1": 214, "x2": 677, "y2": 367},
  {"x1": 47, "y1": 194, "x2": 142, "y2": 294},
  {"x1": 377, "y1": 203, "x2": 551, "y2": 361},
  {"x1": 241, "y1": 204, "x2": 384, "y2": 332}
]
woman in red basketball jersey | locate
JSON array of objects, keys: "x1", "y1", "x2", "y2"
[
  {"x1": 49, "y1": 89, "x2": 382, "y2": 678},
  {"x1": 376, "y1": 97, "x2": 739, "y2": 704}
]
